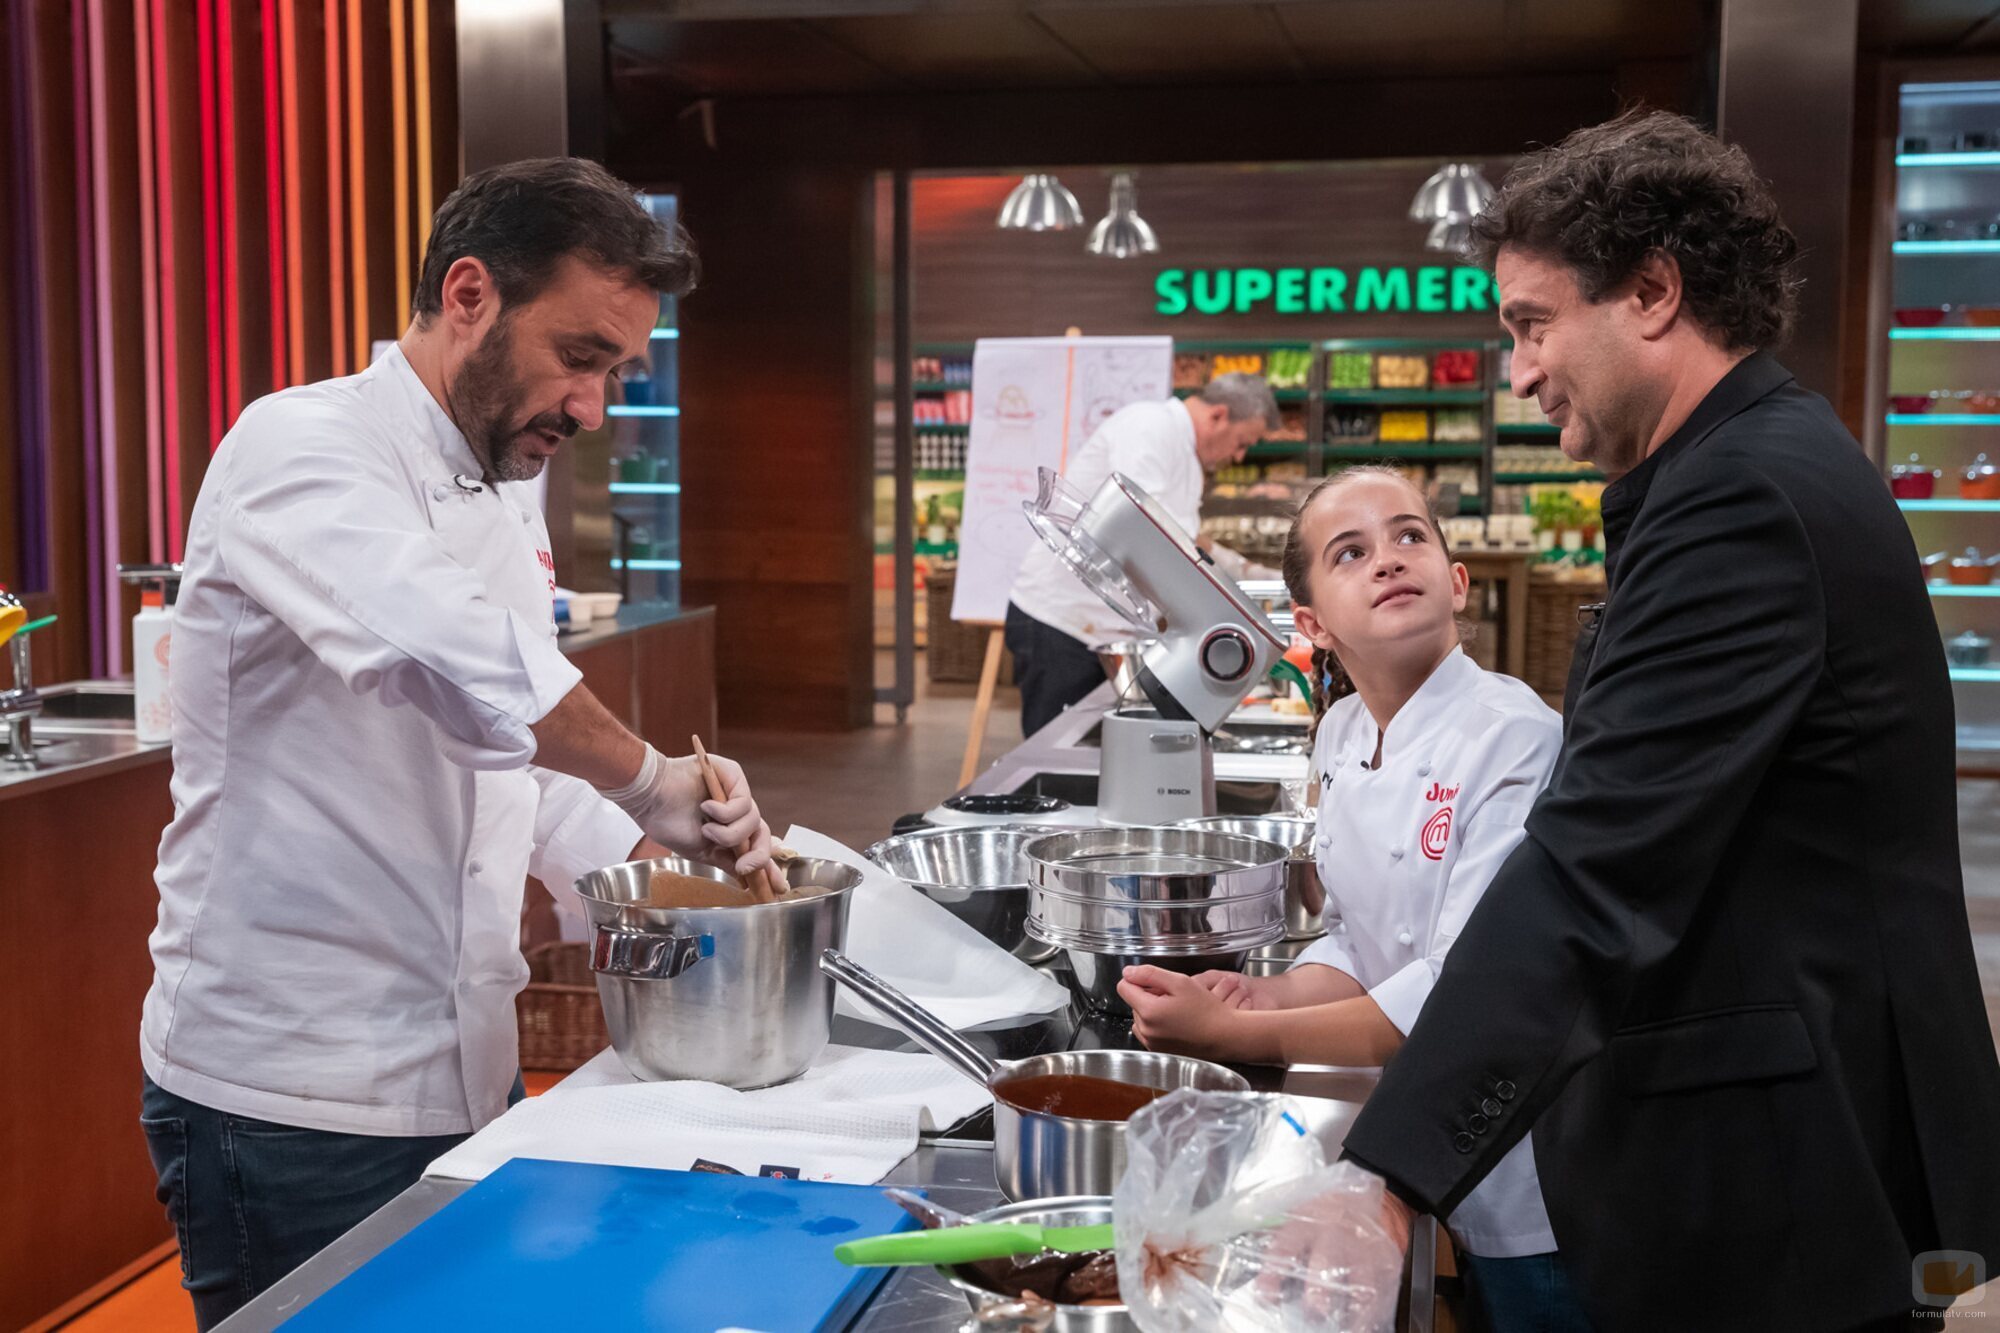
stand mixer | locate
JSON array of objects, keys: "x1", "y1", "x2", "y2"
[{"x1": 1023, "y1": 469, "x2": 1287, "y2": 825}]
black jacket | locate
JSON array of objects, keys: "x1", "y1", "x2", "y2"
[{"x1": 1343, "y1": 353, "x2": 2000, "y2": 1330}]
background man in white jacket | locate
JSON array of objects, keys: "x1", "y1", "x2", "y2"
[
  {"x1": 139, "y1": 158, "x2": 775, "y2": 1330},
  {"x1": 1004, "y1": 372, "x2": 1279, "y2": 735}
]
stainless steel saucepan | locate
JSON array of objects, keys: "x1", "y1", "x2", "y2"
[{"x1": 818, "y1": 948, "x2": 1248, "y2": 1200}]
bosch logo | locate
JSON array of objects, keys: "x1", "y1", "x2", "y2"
[{"x1": 1420, "y1": 807, "x2": 1453, "y2": 861}]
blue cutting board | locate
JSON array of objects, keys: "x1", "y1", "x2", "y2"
[{"x1": 279, "y1": 1159, "x2": 918, "y2": 1332}]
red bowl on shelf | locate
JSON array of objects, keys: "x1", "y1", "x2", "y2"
[
  {"x1": 1890, "y1": 395, "x2": 1933, "y2": 414},
  {"x1": 1894, "y1": 307, "x2": 1951, "y2": 328}
]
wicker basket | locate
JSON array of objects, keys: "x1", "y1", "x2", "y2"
[
  {"x1": 517, "y1": 942, "x2": 609, "y2": 1073},
  {"x1": 926, "y1": 566, "x2": 1015, "y2": 684},
  {"x1": 1524, "y1": 570, "x2": 1608, "y2": 697}
]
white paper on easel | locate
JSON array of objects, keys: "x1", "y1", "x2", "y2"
[{"x1": 949, "y1": 335, "x2": 1173, "y2": 625}]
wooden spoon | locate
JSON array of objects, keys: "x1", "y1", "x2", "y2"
[{"x1": 691, "y1": 735, "x2": 781, "y2": 903}]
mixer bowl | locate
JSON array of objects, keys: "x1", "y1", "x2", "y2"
[{"x1": 865, "y1": 825, "x2": 1061, "y2": 963}]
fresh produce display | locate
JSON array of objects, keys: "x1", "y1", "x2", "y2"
[
  {"x1": 1374, "y1": 354, "x2": 1431, "y2": 389},
  {"x1": 1172, "y1": 354, "x2": 1210, "y2": 390},
  {"x1": 1209, "y1": 352, "x2": 1266, "y2": 377},
  {"x1": 1326, "y1": 405, "x2": 1379, "y2": 444},
  {"x1": 1430, "y1": 348, "x2": 1482, "y2": 386},
  {"x1": 1270, "y1": 405, "x2": 1307, "y2": 441},
  {"x1": 1263, "y1": 347, "x2": 1313, "y2": 389},
  {"x1": 1327, "y1": 351, "x2": 1374, "y2": 390},
  {"x1": 1378, "y1": 409, "x2": 1430, "y2": 443},
  {"x1": 1433, "y1": 408, "x2": 1483, "y2": 442}
]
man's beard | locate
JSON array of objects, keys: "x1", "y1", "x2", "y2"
[{"x1": 445, "y1": 317, "x2": 579, "y2": 482}]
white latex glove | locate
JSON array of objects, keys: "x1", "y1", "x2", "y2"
[{"x1": 600, "y1": 743, "x2": 776, "y2": 882}]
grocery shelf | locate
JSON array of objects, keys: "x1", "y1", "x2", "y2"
[
  {"x1": 1495, "y1": 471, "x2": 1604, "y2": 484},
  {"x1": 1931, "y1": 584, "x2": 2000, "y2": 596},
  {"x1": 1898, "y1": 499, "x2": 2000, "y2": 511},
  {"x1": 1324, "y1": 444, "x2": 1486, "y2": 461},
  {"x1": 913, "y1": 382, "x2": 966, "y2": 394},
  {"x1": 1323, "y1": 389, "x2": 1487, "y2": 404},
  {"x1": 1497, "y1": 423, "x2": 1560, "y2": 435},
  {"x1": 1323, "y1": 337, "x2": 1488, "y2": 350},
  {"x1": 1247, "y1": 440, "x2": 1309, "y2": 457},
  {"x1": 1957, "y1": 727, "x2": 2000, "y2": 752},
  {"x1": 1889, "y1": 327, "x2": 2000, "y2": 340},
  {"x1": 1950, "y1": 666, "x2": 2000, "y2": 682},
  {"x1": 606, "y1": 404, "x2": 679, "y2": 418},
  {"x1": 610, "y1": 558, "x2": 682, "y2": 572},
  {"x1": 1893, "y1": 240, "x2": 2000, "y2": 254},
  {"x1": 1174, "y1": 386, "x2": 1309, "y2": 402},
  {"x1": 607, "y1": 482, "x2": 681, "y2": 495},
  {"x1": 1887, "y1": 414, "x2": 2000, "y2": 426},
  {"x1": 1898, "y1": 151, "x2": 2000, "y2": 166},
  {"x1": 913, "y1": 470, "x2": 964, "y2": 482},
  {"x1": 649, "y1": 327, "x2": 680, "y2": 340},
  {"x1": 914, "y1": 422, "x2": 969, "y2": 433}
]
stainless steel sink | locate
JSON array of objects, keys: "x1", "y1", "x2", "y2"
[{"x1": 34, "y1": 681, "x2": 137, "y2": 730}]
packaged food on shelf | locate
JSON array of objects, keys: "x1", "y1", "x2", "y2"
[
  {"x1": 1437, "y1": 463, "x2": 1482, "y2": 496},
  {"x1": 1430, "y1": 348, "x2": 1482, "y2": 386},
  {"x1": 1433, "y1": 407, "x2": 1483, "y2": 442},
  {"x1": 1327, "y1": 351, "x2": 1374, "y2": 390},
  {"x1": 1264, "y1": 347, "x2": 1312, "y2": 389},
  {"x1": 1172, "y1": 353, "x2": 1210, "y2": 390},
  {"x1": 1379, "y1": 409, "x2": 1430, "y2": 443},
  {"x1": 1271, "y1": 405, "x2": 1308, "y2": 441},
  {"x1": 1209, "y1": 352, "x2": 1266, "y2": 377},
  {"x1": 1374, "y1": 353, "x2": 1431, "y2": 389},
  {"x1": 1326, "y1": 405, "x2": 1379, "y2": 444}
]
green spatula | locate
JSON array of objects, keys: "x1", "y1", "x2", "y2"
[{"x1": 835, "y1": 1220, "x2": 1115, "y2": 1268}]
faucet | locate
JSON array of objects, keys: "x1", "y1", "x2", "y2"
[{"x1": 1, "y1": 630, "x2": 40, "y2": 767}]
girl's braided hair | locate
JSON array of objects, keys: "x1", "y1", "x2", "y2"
[{"x1": 1278, "y1": 466, "x2": 1456, "y2": 735}]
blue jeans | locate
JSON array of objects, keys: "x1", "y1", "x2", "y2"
[
  {"x1": 139, "y1": 1072, "x2": 520, "y2": 1330},
  {"x1": 1458, "y1": 1250, "x2": 1596, "y2": 1333}
]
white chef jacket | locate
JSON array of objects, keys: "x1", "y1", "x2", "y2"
[
  {"x1": 1009, "y1": 397, "x2": 1257, "y2": 643},
  {"x1": 1297, "y1": 647, "x2": 1562, "y2": 1257},
  {"x1": 140, "y1": 346, "x2": 642, "y2": 1137}
]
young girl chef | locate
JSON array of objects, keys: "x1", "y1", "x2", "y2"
[{"x1": 1117, "y1": 467, "x2": 1591, "y2": 1333}]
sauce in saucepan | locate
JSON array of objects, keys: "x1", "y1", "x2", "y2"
[{"x1": 993, "y1": 1073, "x2": 1167, "y2": 1121}]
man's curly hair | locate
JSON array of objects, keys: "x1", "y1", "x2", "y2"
[{"x1": 1469, "y1": 109, "x2": 1801, "y2": 352}]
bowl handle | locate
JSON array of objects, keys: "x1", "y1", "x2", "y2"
[
  {"x1": 818, "y1": 949, "x2": 1000, "y2": 1087},
  {"x1": 590, "y1": 926, "x2": 713, "y2": 980}
]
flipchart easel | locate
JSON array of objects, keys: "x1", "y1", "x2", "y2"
[{"x1": 953, "y1": 331, "x2": 1172, "y2": 786}]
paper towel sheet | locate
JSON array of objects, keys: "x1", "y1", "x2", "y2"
[
  {"x1": 785, "y1": 824, "x2": 1070, "y2": 1030},
  {"x1": 425, "y1": 1045, "x2": 990, "y2": 1185}
]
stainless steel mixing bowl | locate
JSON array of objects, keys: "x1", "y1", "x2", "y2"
[
  {"x1": 575, "y1": 855, "x2": 861, "y2": 1088},
  {"x1": 864, "y1": 825, "x2": 1062, "y2": 963},
  {"x1": 1173, "y1": 814, "x2": 1325, "y2": 940}
]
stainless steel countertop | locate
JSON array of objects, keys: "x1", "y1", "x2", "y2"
[{"x1": 0, "y1": 606, "x2": 709, "y2": 803}]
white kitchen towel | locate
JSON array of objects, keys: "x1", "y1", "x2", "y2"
[
  {"x1": 785, "y1": 824, "x2": 1070, "y2": 1030},
  {"x1": 424, "y1": 1045, "x2": 990, "y2": 1185}
]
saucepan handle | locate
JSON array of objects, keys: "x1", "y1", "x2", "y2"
[
  {"x1": 818, "y1": 949, "x2": 1001, "y2": 1087},
  {"x1": 590, "y1": 926, "x2": 713, "y2": 980}
]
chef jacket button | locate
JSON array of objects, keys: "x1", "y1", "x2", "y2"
[
  {"x1": 1390, "y1": 848, "x2": 1404, "y2": 862},
  {"x1": 1397, "y1": 930, "x2": 1413, "y2": 947},
  {"x1": 1316, "y1": 834, "x2": 1330, "y2": 849},
  {"x1": 1418, "y1": 763, "x2": 1432, "y2": 777},
  {"x1": 1481, "y1": 1097, "x2": 1503, "y2": 1118},
  {"x1": 1495, "y1": 1080, "x2": 1517, "y2": 1101},
  {"x1": 469, "y1": 860, "x2": 484, "y2": 876},
  {"x1": 1468, "y1": 1113, "x2": 1490, "y2": 1135},
  {"x1": 1453, "y1": 1132, "x2": 1475, "y2": 1154},
  {"x1": 431, "y1": 483, "x2": 452, "y2": 501}
]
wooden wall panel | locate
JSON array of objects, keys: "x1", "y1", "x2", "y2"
[{"x1": 0, "y1": 0, "x2": 457, "y2": 677}]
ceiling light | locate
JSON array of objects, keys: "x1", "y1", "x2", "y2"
[
  {"x1": 1085, "y1": 172, "x2": 1160, "y2": 258},
  {"x1": 1425, "y1": 217, "x2": 1475, "y2": 257},
  {"x1": 1409, "y1": 163, "x2": 1495, "y2": 223},
  {"x1": 997, "y1": 174, "x2": 1085, "y2": 232}
]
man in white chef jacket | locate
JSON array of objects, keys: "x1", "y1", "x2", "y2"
[
  {"x1": 138, "y1": 158, "x2": 776, "y2": 1330},
  {"x1": 1004, "y1": 373, "x2": 1280, "y2": 736}
]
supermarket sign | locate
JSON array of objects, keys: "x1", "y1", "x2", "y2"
[{"x1": 1154, "y1": 266, "x2": 1500, "y2": 317}]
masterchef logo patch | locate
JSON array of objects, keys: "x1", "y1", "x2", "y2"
[{"x1": 1420, "y1": 806, "x2": 1453, "y2": 860}]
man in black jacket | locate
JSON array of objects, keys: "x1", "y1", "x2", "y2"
[{"x1": 1338, "y1": 111, "x2": 2000, "y2": 1330}]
